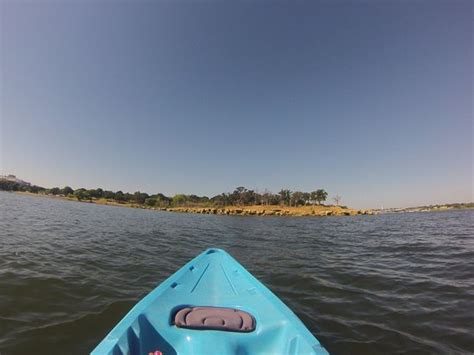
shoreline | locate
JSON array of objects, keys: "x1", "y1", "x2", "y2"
[
  {"x1": 164, "y1": 205, "x2": 373, "y2": 216},
  {"x1": 11, "y1": 191, "x2": 373, "y2": 217},
  {"x1": 13, "y1": 191, "x2": 145, "y2": 209},
  {"x1": 9, "y1": 191, "x2": 472, "y2": 216}
]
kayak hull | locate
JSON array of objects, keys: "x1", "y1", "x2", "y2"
[{"x1": 91, "y1": 248, "x2": 328, "y2": 355}]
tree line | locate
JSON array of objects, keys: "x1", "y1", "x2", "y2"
[{"x1": 0, "y1": 179, "x2": 340, "y2": 207}]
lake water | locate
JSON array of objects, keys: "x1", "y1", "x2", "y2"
[{"x1": 0, "y1": 192, "x2": 473, "y2": 354}]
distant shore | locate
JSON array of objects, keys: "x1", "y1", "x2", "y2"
[
  {"x1": 14, "y1": 191, "x2": 146, "y2": 209},
  {"x1": 8, "y1": 191, "x2": 472, "y2": 217},
  {"x1": 12, "y1": 191, "x2": 374, "y2": 217},
  {"x1": 375, "y1": 203, "x2": 473, "y2": 214},
  {"x1": 5, "y1": 174, "x2": 471, "y2": 217}
]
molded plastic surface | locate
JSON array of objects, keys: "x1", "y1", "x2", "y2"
[
  {"x1": 91, "y1": 248, "x2": 329, "y2": 355},
  {"x1": 174, "y1": 306, "x2": 255, "y2": 332}
]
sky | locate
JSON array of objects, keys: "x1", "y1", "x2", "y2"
[{"x1": 1, "y1": 0, "x2": 472, "y2": 209}]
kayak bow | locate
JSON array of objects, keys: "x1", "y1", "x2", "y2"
[{"x1": 91, "y1": 248, "x2": 328, "y2": 355}]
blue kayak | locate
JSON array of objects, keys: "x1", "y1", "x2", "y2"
[{"x1": 91, "y1": 248, "x2": 329, "y2": 355}]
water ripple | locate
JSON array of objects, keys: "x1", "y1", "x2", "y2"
[{"x1": 0, "y1": 192, "x2": 473, "y2": 354}]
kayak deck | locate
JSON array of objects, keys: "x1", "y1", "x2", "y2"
[{"x1": 92, "y1": 248, "x2": 328, "y2": 355}]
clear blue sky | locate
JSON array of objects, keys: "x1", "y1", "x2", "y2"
[{"x1": 1, "y1": 1, "x2": 472, "y2": 209}]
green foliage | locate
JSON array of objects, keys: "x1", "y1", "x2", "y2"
[
  {"x1": 0, "y1": 178, "x2": 46, "y2": 193},
  {"x1": 154, "y1": 193, "x2": 171, "y2": 207},
  {"x1": 316, "y1": 189, "x2": 328, "y2": 204},
  {"x1": 73, "y1": 188, "x2": 91, "y2": 201},
  {"x1": 62, "y1": 186, "x2": 74, "y2": 196},
  {"x1": 292, "y1": 191, "x2": 312, "y2": 206},
  {"x1": 1, "y1": 176, "x2": 337, "y2": 210},
  {"x1": 311, "y1": 189, "x2": 328, "y2": 205},
  {"x1": 133, "y1": 191, "x2": 149, "y2": 204},
  {"x1": 103, "y1": 190, "x2": 116, "y2": 199},
  {"x1": 172, "y1": 194, "x2": 187, "y2": 206},
  {"x1": 49, "y1": 187, "x2": 61, "y2": 195},
  {"x1": 115, "y1": 191, "x2": 125, "y2": 202},
  {"x1": 279, "y1": 189, "x2": 292, "y2": 206},
  {"x1": 89, "y1": 188, "x2": 104, "y2": 199},
  {"x1": 0, "y1": 180, "x2": 21, "y2": 191},
  {"x1": 29, "y1": 185, "x2": 43, "y2": 193},
  {"x1": 210, "y1": 193, "x2": 231, "y2": 206},
  {"x1": 144, "y1": 197, "x2": 156, "y2": 206}
]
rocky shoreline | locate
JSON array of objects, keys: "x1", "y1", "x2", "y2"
[
  {"x1": 12, "y1": 191, "x2": 377, "y2": 217},
  {"x1": 163, "y1": 205, "x2": 376, "y2": 217}
]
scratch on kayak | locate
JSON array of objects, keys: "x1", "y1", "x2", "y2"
[
  {"x1": 191, "y1": 263, "x2": 210, "y2": 293},
  {"x1": 221, "y1": 263, "x2": 238, "y2": 296}
]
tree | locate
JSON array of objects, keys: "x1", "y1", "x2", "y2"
[
  {"x1": 268, "y1": 193, "x2": 281, "y2": 205},
  {"x1": 0, "y1": 180, "x2": 18, "y2": 191},
  {"x1": 232, "y1": 186, "x2": 247, "y2": 205},
  {"x1": 103, "y1": 190, "x2": 115, "y2": 199},
  {"x1": 133, "y1": 191, "x2": 149, "y2": 204},
  {"x1": 29, "y1": 185, "x2": 42, "y2": 193},
  {"x1": 291, "y1": 191, "x2": 305, "y2": 206},
  {"x1": 89, "y1": 188, "x2": 104, "y2": 199},
  {"x1": 73, "y1": 188, "x2": 90, "y2": 201},
  {"x1": 279, "y1": 189, "x2": 292, "y2": 206},
  {"x1": 62, "y1": 186, "x2": 74, "y2": 196},
  {"x1": 49, "y1": 187, "x2": 61, "y2": 195},
  {"x1": 242, "y1": 189, "x2": 256, "y2": 205},
  {"x1": 302, "y1": 192, "x2": 310, "y2": 205},
  {"x1": 145, "y1": 197, "x2": 156, "y2": 207},
  {"x1": 211, "y1": 193, "x2": 231, "y2": 206},
  {"x1": 172, "y1": 194, "x2": 187, "y2": 206},
  {"x1": 312, "y1": 189, "x2": 328, "y2": 205},
  {"x1": 154, "y1": 193, "x2": 171, "y2": 207},
  {"x1": 115, "y1": 190, "x2": 125, "y2": 202},
  {"x1": 333, "y1": 195, "x2": 341, "y2": 206},
  {"x1": 187, "y1": 195, "x2": 200, "y2": 204},
  {"x1": 261, "y1": 189, "x2": 273, "y2": 206}
]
